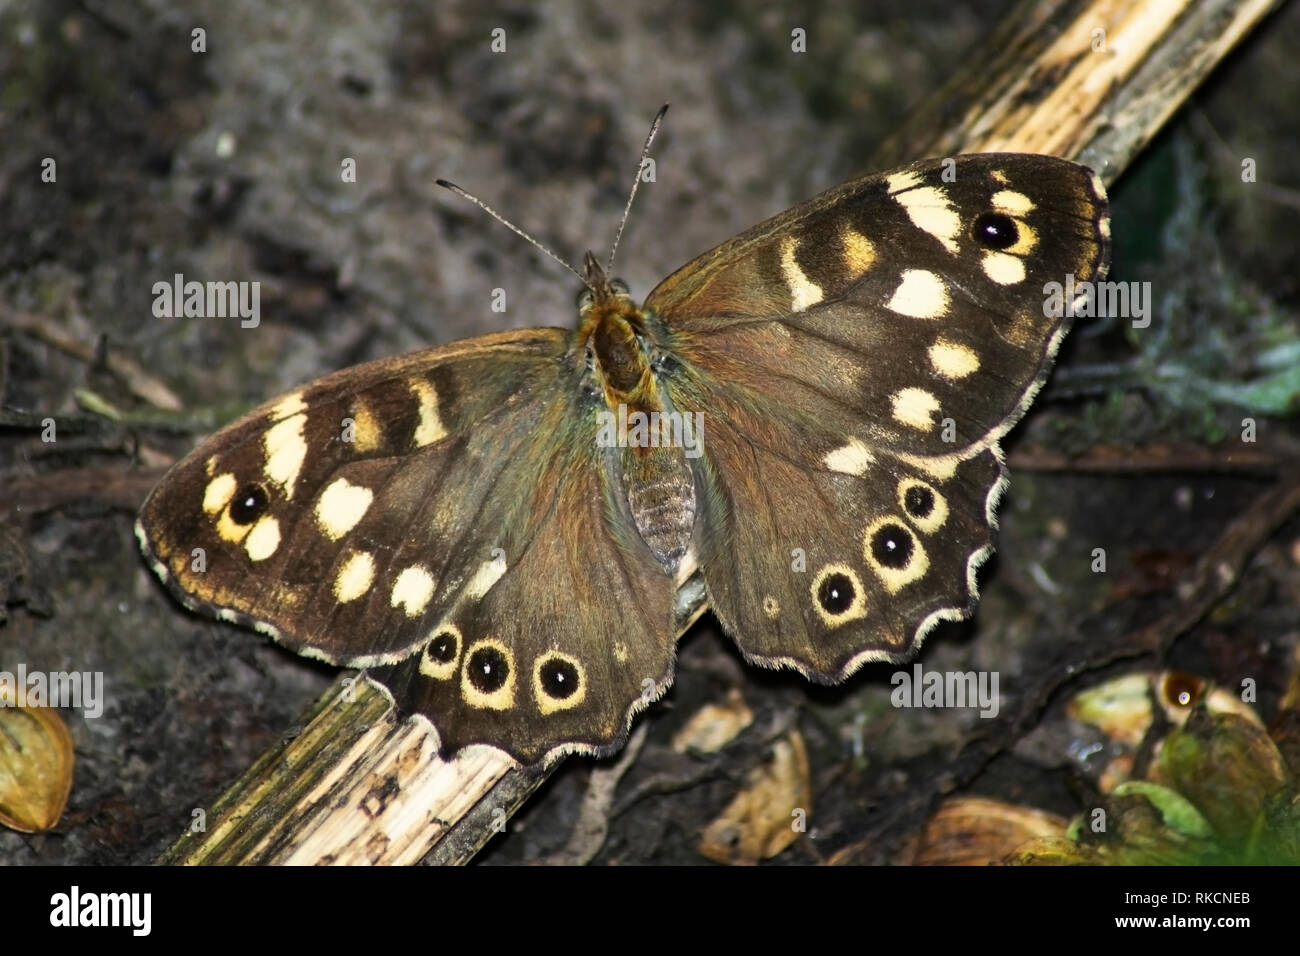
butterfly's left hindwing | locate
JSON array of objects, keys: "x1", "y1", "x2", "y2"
[{"x1": 369, "y1": 434, "x2": 679, "y2": 760}]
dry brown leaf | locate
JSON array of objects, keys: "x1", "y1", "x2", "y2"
[
  {"x1": 671, "y1": 689, "x2": 753, "y2": 755},
  {"x1": 0, "y1": 688, "x2": 75, "y2": 833},
  {"x1": 697, "y1": 731, "x2": 810, "y2": 865},
  {"x1": 902, "y1": 796, "x2": 1069, "y2": 866}
]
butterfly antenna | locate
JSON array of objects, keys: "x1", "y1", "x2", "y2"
[
  {"x1": 606, "y1": 103, "x2": 669, "y2": 273},
  {"x1": 435, "y1": 179, "x2": 584, "y2": 283}
]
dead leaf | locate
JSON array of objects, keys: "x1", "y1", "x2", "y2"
[
  {"x1": 698, "y1": 731, "x2": 810, "y2": 864},
  {"x1": 671, "y1": 688, "x2": 753, "y2": 754},
  {"x1": 0, "y1": 687, "x2": 75, "y2": 833},
  {"x1": 900, "y1": 796, "x2": 1068, "y2": 866}
]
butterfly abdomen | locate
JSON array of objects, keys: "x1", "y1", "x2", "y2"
[{"x1": 620, "y1": 445, "x2": 696, "y2": 577}]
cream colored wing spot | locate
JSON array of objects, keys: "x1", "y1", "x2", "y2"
[
  {"x1": 419, "y1": 625, "x2": 461, "y2": 680},
  {"x1": 203, "y1": 473, "x2": 237, "y2": 515},
  {"x1": 840, "y1": 226, "x2": 876, "y2": 276},
  {"x1": 810, "y1": 563, "x2": 867, "y2": 628},
  {"x1": 928, "y1": 338, "x2": 980, "y2": 380},
  {"x1": 863, "y1": 517, "x2": 929, "y2": 593},
  {"x1": 391, "y1": 565, "x2": 436, "y2": 618},
  {"x1": 780, "y1": 235, "x2": 824, "y2": 311},
  {"x1": 333, "y1": 550, "x2": 375, "y2": 604},
  {"x1": 533, "y1": 650, "x2": 587, "y2": 715},
  {"x1": 763, "y1": 595, "x2": 781, "y2": 619},
  {"x1": 991, "y1": 189, "x2": 1035, "y2": 216},
  {"x1": 895, "y1": 451, "x2": 960, "y2": 482},
  {"x1": 897, "y1": 478, "x2": 949, "y2": 535},
  {"x1": 350, "y1": 401, "x2": 383, "y2": 454},
  {"x1": 461, "y1": 638, "x2": 517, "y2": 710},
  {"x1": 410, "y1": 380, "x2": 448, "y2": 447},
  {"x1": 886, "y1": 170, "x2": 924, "y2": 193},
  {"x1": 612, "y1": 641, "x2": 630, "y2": 665},
  {"x1": 891, "y1": 387, "x2": 940, "y2": 431},
  {"x1": 244, "y1": 515, "x2": 281, "y2": 562},
  {"x1": 990, "y1": 169, "x2": 1010, "y2": 185},
  {"x1": 823, "y1": 437, "x2": 875, "y2": 476},
  {"x1": 215, "y1": 510, "x2": 253, "y2": 545},
  {"x1": 891, "y1": 183, "x2": 961, "y2": 254},
  {"x1": 314, "y1": 477, "x2": 374, "y2": 541},
  {"x1": 273, "y1": 393, "x2": 308, "y2": 418},
  {"x1": 465, "y1": 552, "x2": 508, "y2": 599},
  {"x1": 982, "y1": 251, "x2": 1026, "y2": 285},
  {"x1": 263, "y1": 396, "x2": 309, "y2": 500},
  {"x1": 886, "y1": 269, "x2": 949, "y2": 319}
]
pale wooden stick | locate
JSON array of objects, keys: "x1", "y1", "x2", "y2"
[{"x1": 158, "y1": 0, "x2": 1280, "y2": 866}]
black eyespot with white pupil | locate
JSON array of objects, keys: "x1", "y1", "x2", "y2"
[
  {"x1": 429, "y1": 631, "x2": 458, "y2": 663},
  {"x1": 870, "y1": 523, "x2": 914, "y2": 569},
  {"x1": 817, "y1": 573, "x2": 856, "y2": 615},
  {"x1": 468, "y1": 646, "x2": 509, "y2": 693},
  {"x1": 229, "y1": 483, "x2": 270, "y2": 525},
  {"x1": 539, "y1": 658, "x2": 580, "y2": 699},
  {"x1": 904, "y1": 485, "x2": 935, "y2": 519},
  {"x1": 816, "y1": 572, "x2": 857, "y2": 616},
  {"x1": 973, "y1": 212, "x2": 1018, "y2": 250}
]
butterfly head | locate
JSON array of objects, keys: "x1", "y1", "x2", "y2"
[{"x1": 576, "y1": 251, "x2": 633, "y2": 307}]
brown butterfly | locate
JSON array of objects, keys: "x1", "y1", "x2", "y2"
[{"x1": 137, "y1": 112, "x2": 1110, "y2": 767}]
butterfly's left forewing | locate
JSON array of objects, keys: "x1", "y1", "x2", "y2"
[{"x1": 138, "y1": 329, "x2": 569, "y2": 664}]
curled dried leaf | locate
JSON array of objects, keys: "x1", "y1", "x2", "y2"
[
  {"x1": 905, "y1": 796, "x2": 1068, "y2": 866},
  {"x1": 0, "y1": 692, "x2": 75, "y2": 834}
]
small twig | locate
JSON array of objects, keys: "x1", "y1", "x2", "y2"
[
  {"x1": 2, "y1": 465, "x2": 167, "y2": 516},
  {"x1": 3, "y1": 306, "x2": 183, "y2": 411},
  {"x1": 1009, "y1": 442, "x2": 1294, "y2": 475},
  {"x1": 539, "y1": 724, "x2": 649, "y2": 866}
]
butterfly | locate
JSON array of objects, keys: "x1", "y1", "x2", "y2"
[{"x1": 136, "y1": 116, "x2": 1110, "y2": 769}]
